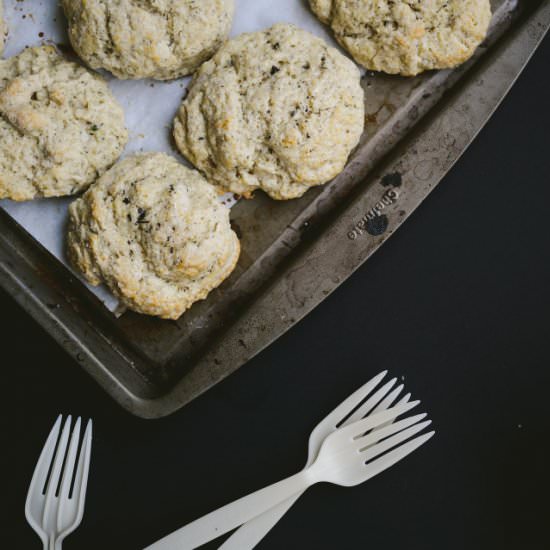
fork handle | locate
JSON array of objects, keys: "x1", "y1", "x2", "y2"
[
  {"x1": 217, "y1": 491, "x2": 304, "y2": 550},
  {"x1": 144, "y1": 471, "x2": 312, "y2": 550}
]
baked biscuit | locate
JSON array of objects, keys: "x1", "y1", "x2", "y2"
[
  {"x1": 67, "y1": 153, "x2": 241, "y2": 320},
  {"x1": 309, "y1": 0, "x2": 492, "y2": 76},
  {"x1": 0, "y1": 46, "x2": 127, "y2": 201},
  {"x1": 174, "y1": 23, "x2": 365, "y2": 200},
  {"x1": 61, "y1": 0, "x2": 235, "y2": 80}
]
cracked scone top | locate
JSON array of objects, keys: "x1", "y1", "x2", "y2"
[
  {"x1": 174, "y1": 23, "x2": 365, "y2": 200},
  {"x1": 61, "y1": 0, "x2": 235, "y2": 80},
  {"x1": 67, "y1": 153, "x2": 241, "y2": 320},
  {"x1": 309, "y1": 0, "x2": 492, "y2": 76},
  {"x1": 0, "y1": 46, "x2": 128, "y2": 201}
]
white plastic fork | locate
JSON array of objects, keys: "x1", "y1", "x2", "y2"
[
  {"x1": 25, "y1": 415, "x2": 93, "y2": 550},
  {"x1": 220, "y1": 371, "x2": 409, "y2": 549},
  {"x1": 146, "y1": 400, "x2": 434, "y2": 549}
]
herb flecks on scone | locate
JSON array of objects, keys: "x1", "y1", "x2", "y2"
[
  {"x1": 309, "y1": 0, "x2": 492, "y2": 76},
  {"x1": 67, "y1": 153, "x2": 241, "y2": 320},
  {"x1": 174, "y1": 23, "x2": 365, "y2": 200},
  {"x1": 0, "y1": 46, "x2": 128, "y2": 201},
  {"x1": 62, "y1": 0, "x2": 235, "y2": 80}
]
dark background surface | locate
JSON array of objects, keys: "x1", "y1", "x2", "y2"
[{"x1": 4, "y1": 30, "x2": 550, "y2": 550}]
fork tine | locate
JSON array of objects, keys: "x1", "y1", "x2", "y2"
[
  {"x1": 398, "y1": 393, "x2": 411, "y2": 405},
  {"x1": 44, "y1": 417, "x2": 72, "y2": 499},
  {"x1": 329, "y1": 371, "x2": 388, "y2": 426},
  {"x1": 357, "y1": 416, "x2": 430, "y2": 453},
  {"x1": 370, "y1": 385, "x2": 405, "y2": 415},
  {"x1": 42, "y1": 416, "x2": 72, "y2": 531},
  {"x1": 342, "y1": 378, "x2": 398, "y2": 427},
  {"x1": 26, "y1": 415, "x2": 62, "y2": 505},
  {"x1": 351, "y1": 391, "x2": 412, "y2": 453},
  {"x1": 71, "y1": 420, "x2": 93, "y2": 510},
  {"x1": 363, "y1": 421, "x2": 433, "y2": 464},
  {"x1": 361, "y1": 431, "x2": 435, "y2": 482},
  {"x1": 58, "y1": 417, "x2": 81, "y2": 503},
  {"x1": 371, "y1": 392, "x2": 412, "y2": 433},
  {"x1": 343, "y1": 400, "x2": 420, "y2": 440}
]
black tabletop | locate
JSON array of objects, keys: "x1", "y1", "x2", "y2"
[{"x1": 6, "y1": 35, "x2": 550, "y2": 550}]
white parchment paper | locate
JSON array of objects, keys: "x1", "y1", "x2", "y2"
[{"x1": 0, "y1": 0, "x2": 340, "y2": 313}]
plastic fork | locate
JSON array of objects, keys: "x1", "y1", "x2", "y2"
[
  {"x1": 146, "y1": 399, "x2": 434, "y2": 549},
  {"x1": 25, "y1": 415, "x2": 93, "y2": 550},
  {"x1": 220, "y1": 370, "x2": 409, "y2": 549}
]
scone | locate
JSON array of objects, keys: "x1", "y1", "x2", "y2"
[
  {"x1": 174, "y1": 23, "x2": 365, "y2": 200},
  {"x1": 0, "y1": 46, "x2": 128, "y2": 201},
  {"x1": 61, "y1": 0, "x2": 235, "y2": 80},
  {"x1": 67, "y1": 153, "x2": 241, "y2": 320},
  {"x1": 309, "y1": 0, "x2": 492, "y2": 76}
]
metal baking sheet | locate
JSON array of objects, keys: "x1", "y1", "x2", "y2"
[{"x1": 0, "y1": 0, "x2": 548, "y2": 418}]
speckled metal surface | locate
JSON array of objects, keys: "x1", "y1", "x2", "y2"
[{"x1": 0, "y1": 0, "x2": 547, "y2": 418}]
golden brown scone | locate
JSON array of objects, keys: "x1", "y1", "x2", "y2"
[
  {"x1": 67, "y1": 153, "x2": 241, "y2": 320},
  {"x1": 309, "y1": 0, "x2": 492, "y2": 76},
  {"x1": 174, "y1": 23, "x2": 365, "y2": 200},
  {"x1": 0, "y1": 46, "x2": 128, "y2": 201},
  {"x1": 61, "y1": 0, "x2": 235, "y2": 80}
]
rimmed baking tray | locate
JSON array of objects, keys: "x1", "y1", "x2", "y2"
[{"x1": 0, "y1": 0, "x2": 548, "y2": 418}]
